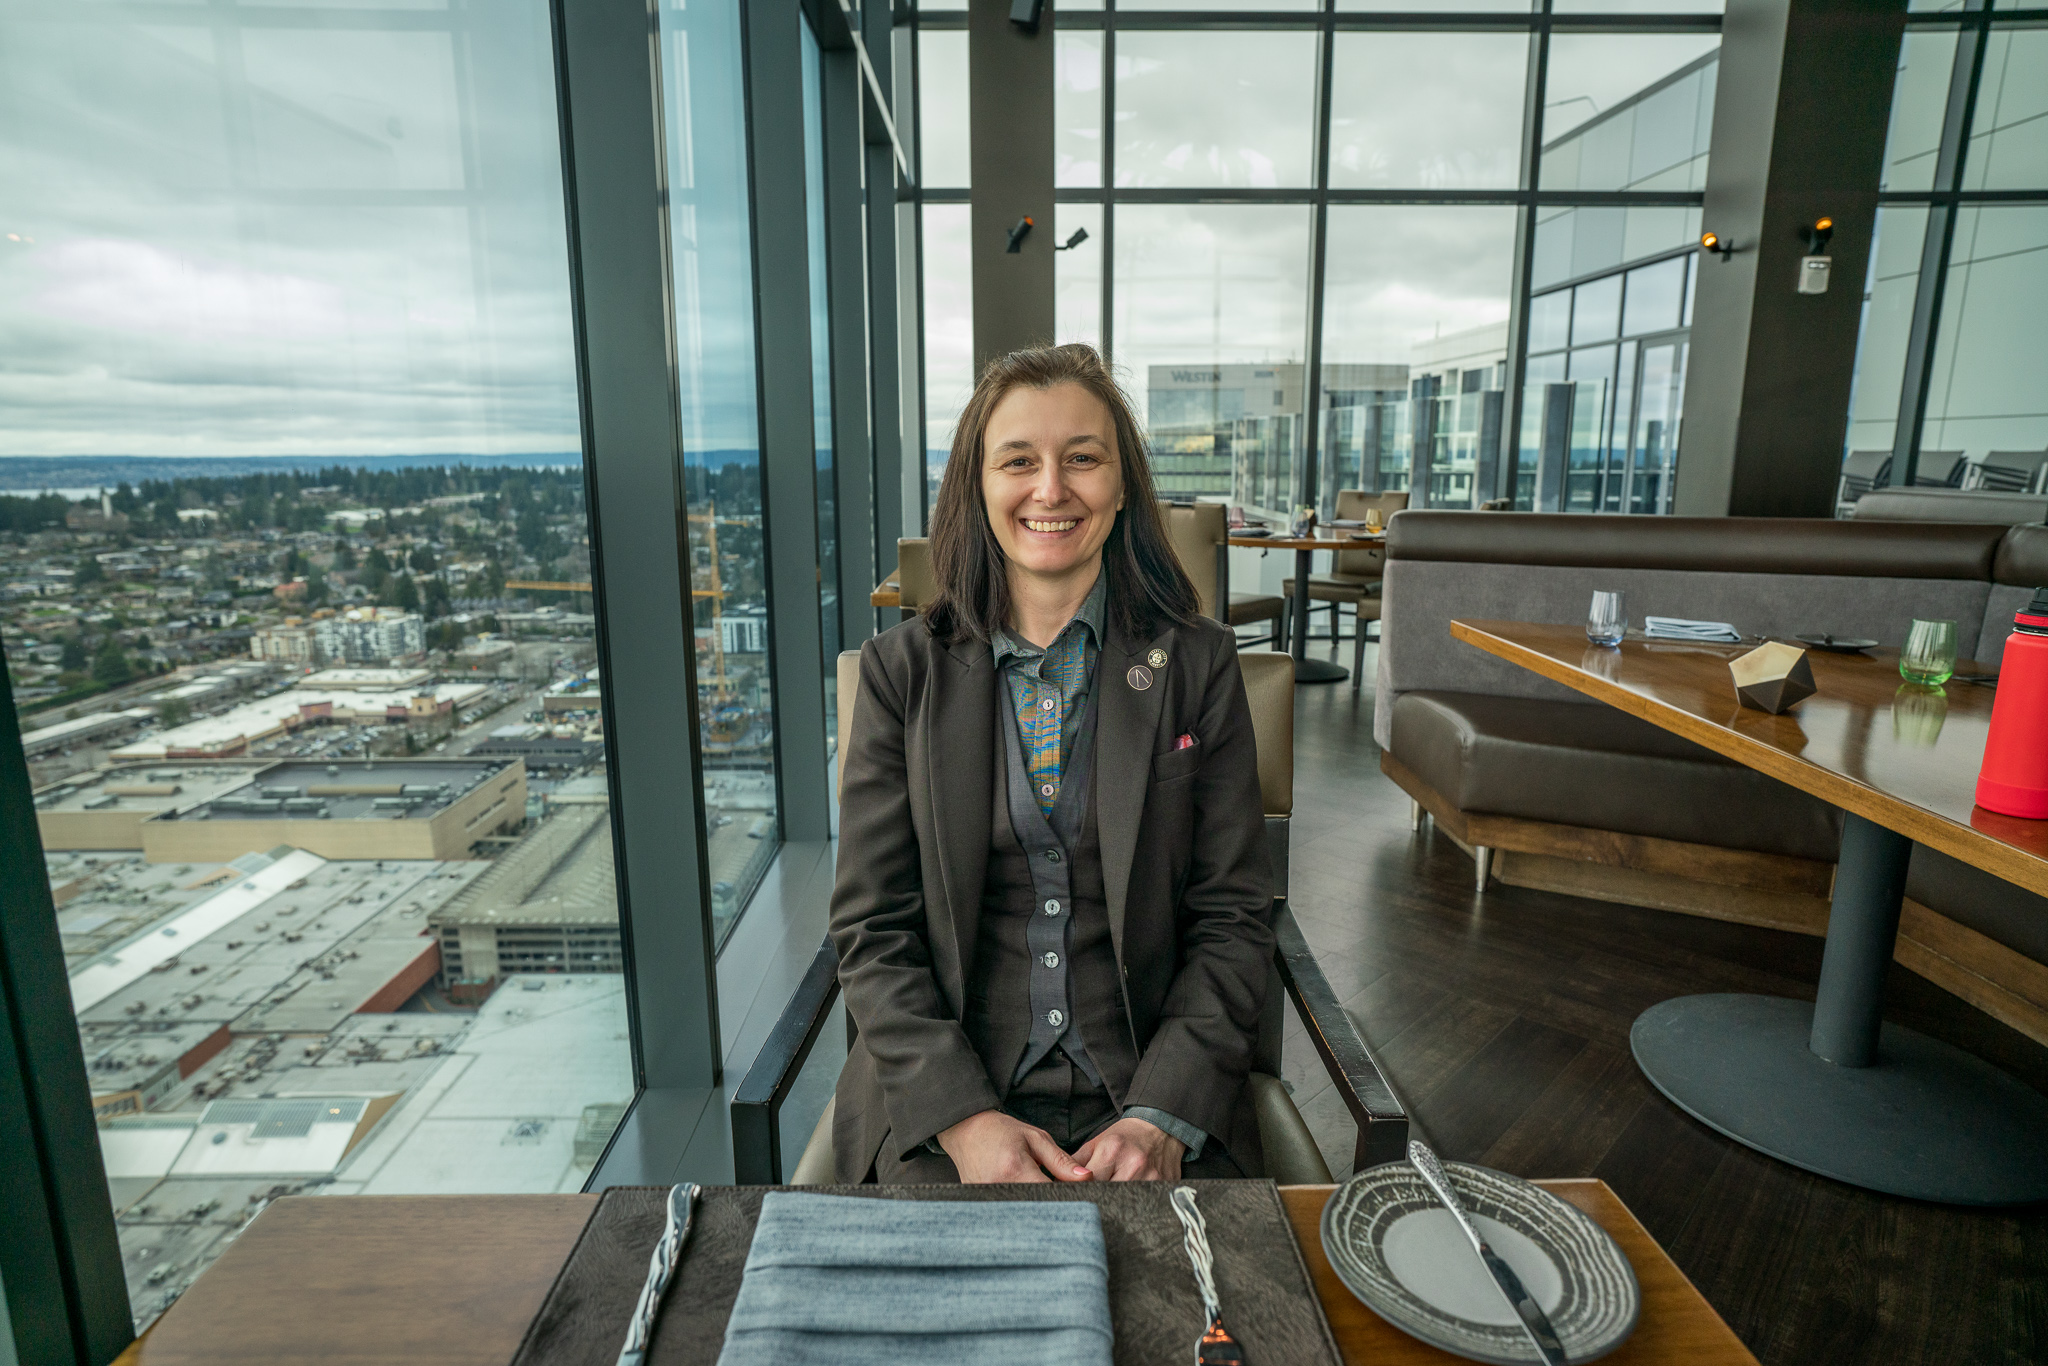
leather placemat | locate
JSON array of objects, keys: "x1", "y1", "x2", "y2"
[{"x1": 509, "y1": 1181, "x2": 1343, "y2": 1366}]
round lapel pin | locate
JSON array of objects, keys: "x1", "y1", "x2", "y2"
[
  {"x1": 1147, "y1": 648, "x2": 1168, "y2": 669},
  {"x1": 1126, "y1": 665, "x2": 1154, "y2": 691}
]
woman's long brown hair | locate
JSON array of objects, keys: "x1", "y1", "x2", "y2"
[{"x1": 923, "y1": 343, "x2": 1200, "y2": 645}]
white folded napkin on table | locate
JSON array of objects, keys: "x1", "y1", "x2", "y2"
[
  {"x1": 1643, "y1": 616, "x2": 1742, "y2": 642},
  {"x1": 715, "y1": 1193, "x2": 1113, "y2": 1366}
]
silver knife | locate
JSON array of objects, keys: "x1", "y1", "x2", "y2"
[
  {"x1": 1408, "y1": 1140, "x2": 1568, "y2": 1365},
  {"x1": 617, "y1": 1182, "x2": 699, "y2": 1366}
]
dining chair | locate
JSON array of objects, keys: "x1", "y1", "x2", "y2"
[
  {"x1": 1157, "y1": 500, "x2": 1289, "y2": 650},
  {"x1": 1963, "y1": 451, "x2": 2048, "y2": 494},
  {"x1": 732, "y1": 650, "x2": 1410, "y2": 1187},
  {"x1": 1835, "y1": 451, "x2": 1892, "y2": 514},
  {"x1": 1282, "y1": 490, "x2": 1402, "y2": 646}
]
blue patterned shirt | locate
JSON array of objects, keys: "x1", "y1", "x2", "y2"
[{"x1": 990, "y1": 574, "x2": 1107, "y2": 817}]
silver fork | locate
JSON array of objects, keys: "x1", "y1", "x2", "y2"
[
  {"x1": 616, "y1": 1182, "x2": 699, "y2": 1366},
  {"x1": 1170, "y1": 1185, "x2": 1247, "y2": 1366}
]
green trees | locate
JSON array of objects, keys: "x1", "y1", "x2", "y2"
[
  {"x1": 91, "y1": 637, "x2": 133, "y2": 686},
  {"x1": 59, "y1": 636, "x2": 87, "y2": 671}
]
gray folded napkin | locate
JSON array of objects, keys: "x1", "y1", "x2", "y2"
[{"x1": 714, "y1": 1192, "x2": 1113, "y2": 1366}]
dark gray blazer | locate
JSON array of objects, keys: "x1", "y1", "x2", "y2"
[{"x1": 828, "y1": 606, "x2": 1274, "y2": 1180}]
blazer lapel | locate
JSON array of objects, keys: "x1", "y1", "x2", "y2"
[
  {"x1": 1094, "y1": 617, "x2": 1172, "y2": 961},
  {"x1": 927, "y1": 635, "x2": 995, "y2": 991}
]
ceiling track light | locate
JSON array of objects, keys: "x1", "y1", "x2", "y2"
[{"x1": 1700, "y1": 232, "x2": 1736, "y2": 262}]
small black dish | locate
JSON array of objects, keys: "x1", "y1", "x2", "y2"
[{"x1": 1795, "y1": 633, "x2": 1879, "y2": 654}]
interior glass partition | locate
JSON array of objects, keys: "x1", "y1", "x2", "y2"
[
  {"x1": 0, "y1": 0, "x2": 636, "y2": 1328},
  {"x1": 802, "y1": 19, "x2": 840, "y2": 753}
]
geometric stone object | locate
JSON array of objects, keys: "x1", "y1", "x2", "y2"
[{"x1": 1730, "y1": 640, "x2": 1817, "y2": 714}]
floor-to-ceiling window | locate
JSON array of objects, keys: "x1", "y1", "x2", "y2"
[
  {"x1": 801, "y1": 17, "x2": 841, "y2": 752},
  {"x1": 663, "y1": 0, "x2": 781, "y2": 936},
  {"x1": 0, "y1": 0, "x2": 636, "y2": 1327},
  {"x1": 1844, "y1": 2, "x2": 2048, "y2": 501},
  {"x1": 908, "y1": 0, "x2": 1721, "y2": 521}
]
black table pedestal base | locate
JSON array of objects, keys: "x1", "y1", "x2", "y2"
[
  {"x1": 1292, "y1": 656, "x2": 1349, "y2": 684},
  {"x1": 1632, "y1": 995, "x2": 2048, "y2": 1204}
]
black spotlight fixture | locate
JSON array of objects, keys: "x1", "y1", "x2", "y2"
[
  {"x1": 1054, "y1": 227, "x2": 1089, "y2": 251},
  {"x1": 1700, "y1": 231, "x2": 1736, "y2": 261},
  {"x1": 1005, "y1": 216, "x2": 1034, "y2": 253}
]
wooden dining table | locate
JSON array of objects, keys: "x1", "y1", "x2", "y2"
[
  {"x1": 113, "y1": 1180, "x2": 1757, "y2": 1366},
  {"x1": 1229, "y1": 528, "x2": 1383, "y2": 684},
  {"x1": 1450, "y1": 620, "x2": 2048, "y2": 1205}
]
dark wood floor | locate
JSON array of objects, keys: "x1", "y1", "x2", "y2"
[{"x1": 1275, "y1": 637, "x2": 2048, "y2": 1366}]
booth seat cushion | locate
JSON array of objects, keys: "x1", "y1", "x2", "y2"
[
  {"x1": 1390, "y1": 691, "x2": 1842, "y2": 862},
  {"x1": 1908, "y1": 846, "x2": 2048, "y2": 967}
]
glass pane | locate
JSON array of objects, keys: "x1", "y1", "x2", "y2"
[
  {"x1": 1531, "y1": 204, "x2": 1702, "y2": 290},
  {"x1": 1319, "y1": 207, "x2": 1516, "y2": 510},
  {"x1": 0, "y1": 0, "x2": 634, "y2": 1328},
  {"x1": 919, "y1": 30, "x2": 969, "y2": 188},
  {"x1": 801, "y1": 21, "x2": 838, "y2": 751},
  {"x1": 1056, "y1": 203, "x2": 1104, "y2": 350},
  {"x1": 1114, "y1": 205, "x2": 1311, "y2": 510},
  {"x1": 1621, "y1": 256, "x2": 1685, "y2": 337},
  {"x1": 1843, "y1": 206, "x2": 1928, "y2": 464},
  {"x1": 1056, "y1": 30, "x2": 1103, "y2": 188},
  {"x1": 1921, "y1": 205, "x2": 2048, "y2": 463},
  {"x1": 1631, "y1": 340, "x2": 1686, "y2": 514},
  {"x1": 1966, "y1": 28, "x2": 2048, "y2": 192},
  {"x1": 1881, "y1": 29, "x2": 1958, "y2": 193},
  {"x1": 1114, "y1": 33, "x2": 1317, "y2": 189},
  {"x1": 668, "y1": 0, "x2": 778, "y2": 928},
  {"x1": 1328, "y1": 34, "x2": 1527, "y2": 190},
  {"x1": 1564, "y1": 347, "x2": 1616, "y2": 512},
  {"x1": 922, "y1": 203, "x2": 973, "y2": 512},
  {"x1": 1571, "y1": 274, "x2": 1622, "y2": 345},
  {"x1": 1528, "y1": 289, "x2": 1572, "y2": 354},
  {"x1": 1542, "y1": 37, "x2": 1718, "y2": 191}
]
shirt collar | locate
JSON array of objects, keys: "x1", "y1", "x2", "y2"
[{"x1": 992, "y1": 571, "x2": 1108, "y2": 665}]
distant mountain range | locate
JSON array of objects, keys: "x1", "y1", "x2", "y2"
[{"x1": 0, "y1": 449, "x2": 766, "y2": 491}]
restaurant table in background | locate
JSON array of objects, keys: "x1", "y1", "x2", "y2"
[
  {"x1": 111, "y1": 1182, "x2": 1755, "y2": 1366},
  {"x1": 1450, "y1": 620, "x2": 2048, "y2": 1205},
  {"x1": 1229, "y1": 530, "x2": 1380, "y2": 684}
]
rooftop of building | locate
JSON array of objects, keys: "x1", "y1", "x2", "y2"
[
  {"x1": 109, "y1": 681, "x2": 493, "y2": 761},
  {"x1": 34, "y1": 761, "x2": 269, "y2": 817},
  {"x1": 154, "y1": 757, "x2": 518, "y2": 825},
  {"x1": 300, "y1": 667, "x2": 433, "y2": 690},
  {"x1": 429, "y1": 805, "x2": 615, "y2": 929}
]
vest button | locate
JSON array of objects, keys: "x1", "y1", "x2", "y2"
[
  {"x1": 1043, "y1": 899, "x2": 1061, "y2": 915},
  {"x1": 1046, "y1": 1009, "x2": 1065, "y2": 1028},
  {"x1": 1045, "y1": 849, "x2": 1062, "y2": 862},
  {"x1": 1042, "y1": 951, "x2": 1060, "y2": 968},
  {"x1": 1040, "y1": 783, "x2": 1057, "y2": 798}
]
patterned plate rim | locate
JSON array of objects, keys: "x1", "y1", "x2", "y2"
[{"x1": 1319, "y1": 1160, "x2": 1641, "y2": 1365}]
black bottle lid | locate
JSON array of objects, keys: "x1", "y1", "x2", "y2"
[{"x1": 2016, "y1": 587, "x2": 2048, "y2": 636}]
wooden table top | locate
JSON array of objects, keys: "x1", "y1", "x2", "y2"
[
  {"x1": 1450, "y1": 619, "x2": 2047, "y2": 898},
  {"x1": 1229, "y1": 530, "x2": 1382, "y2": 551},
  {"x1": 114, "y1": 1180, "x2": 1753, "y2": 1365}
]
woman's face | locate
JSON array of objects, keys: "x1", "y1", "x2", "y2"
[{"x1": 981, "y1": 382, "x2": 1125, "y2": 585}]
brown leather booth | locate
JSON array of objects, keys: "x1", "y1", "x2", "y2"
[{"x1": 1376, "y1": 512, "x2": 2048, "y2": 1047}]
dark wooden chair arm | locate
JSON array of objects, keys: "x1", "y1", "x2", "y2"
[
  {"x1": 730, "y1": 906, "x2": 1409, "y2": 1182},
  {"x1": 730, "y1": 935, "x2": 840, "y2": 1185},
  {"x1": 1272, "y1": 901, "x2": 1409, "y2": 1170}
]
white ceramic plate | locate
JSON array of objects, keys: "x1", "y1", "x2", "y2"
[{"x1": 1320, "y1": 1160, "x2": 1640, "y2": 1364}]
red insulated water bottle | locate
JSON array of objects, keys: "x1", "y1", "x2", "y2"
[{"x1": 1977, "y1": 588, "x2": 2048, "y2": 819}]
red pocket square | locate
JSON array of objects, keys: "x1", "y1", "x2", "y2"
[{"x1": 1174, "y1": 733, "x2": 1197, "y2": 751}]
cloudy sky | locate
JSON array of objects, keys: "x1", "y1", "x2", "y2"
[{"x1": 0, "y1": 5, "x2": 587, "y2": 459}]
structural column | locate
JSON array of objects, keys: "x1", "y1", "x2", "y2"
[
  {"x1": 1674, "y1": 0, "x2": 1905, "y2": 517},
  {"x1": 969, "y1": 0, "x2": 1055, "y2": 368}
]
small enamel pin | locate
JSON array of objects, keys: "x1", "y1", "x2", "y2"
[
  {"x1": 1127, "y1": 665, "x2": 1154, "y2": 691},
  {"x1": 1147, "y1": 648, "x2": 1168, "y2": 668}
]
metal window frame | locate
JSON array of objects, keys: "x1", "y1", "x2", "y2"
[
  {"x1": 0, "y1": 667, "x2": 131, "y2": 1366},
  {"x1": 904, "y1": 0, "x2": 1720, "y2": 516}
]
